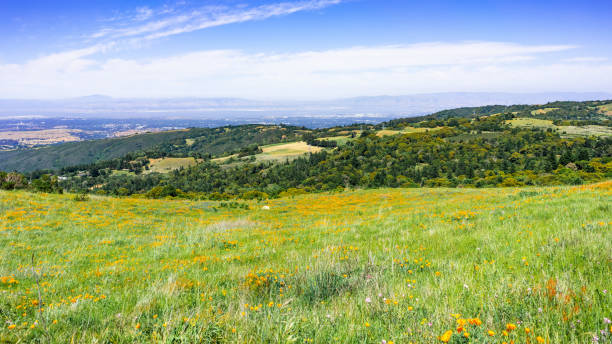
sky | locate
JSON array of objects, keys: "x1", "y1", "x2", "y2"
[{"x1": 1, "y1": 0, "x2": 611, "y2": 100}]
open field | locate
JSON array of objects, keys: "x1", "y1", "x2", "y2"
[
  {"x1": 376, "y1": 127, "x2": 439, "y2": 137},
  {"x1": 211, "y1": 142, "x2": 323, "y2": 166},
  {"x1": 256, "y1": 141, "x2": 323, "y2": 162},
  {"x1": 598, "y1": 104, "x2": 612, "y2": 116},
  {"x1": 557, "y1": 125, "x2": 612, "y2": 137},
  {"x1": 0, "y1": 182, "x2": 610, "y2": 343},
  {"x1": 505, "y1": 118, "x2": 556, "y2": 128},
  {"x1": 0, "y1": 129, "x2": 82, "y2": 147},
  {"x1": 506, "y1": 118, "x2": 612, "y2": 137},
  {"x1": 320, "y1": 135, "x2": 355, "y2": 146},
  {"x1": 147, "y1": 157, "x2": 199, "y2": 174},
  {"x1": 530, "y1": 108, "x2": 559, "y2": 115}
]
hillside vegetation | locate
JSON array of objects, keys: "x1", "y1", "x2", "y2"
[
  {"x1": 0, "y1": 182, "x2": 610, "y2": 343},
  {"x1": 57, "y1": 114, "x2": 612, "y2": 198},
  {"x1": 1, "y1": 100, "x2": 611, "y2": 199},
  {"x1": 0, "y1": 125, "x2": 304, "y2": 172}
]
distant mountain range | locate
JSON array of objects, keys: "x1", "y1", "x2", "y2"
[{"x1": 0, "y1": 92, "x2": 610, "y2": 119}]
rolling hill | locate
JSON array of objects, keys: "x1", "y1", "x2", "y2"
[{"x1": 0, "y1": 125, "x2": 303, "y2": 172}]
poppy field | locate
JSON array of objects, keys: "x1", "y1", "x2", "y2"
[{"x1": 0, "y1": 182, "x2": 611, "y2": 343}]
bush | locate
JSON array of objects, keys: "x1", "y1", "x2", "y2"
[{"x1": 73, "y1": 193, "x2": 90, "y2": 202}]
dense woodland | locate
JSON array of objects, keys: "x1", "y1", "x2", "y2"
[{"x1": 2, "y1": 100, "x2": 611, "y2": 198}]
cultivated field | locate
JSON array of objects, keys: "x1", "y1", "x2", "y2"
[{"x1": 0, "y1": 182, "x2": 610, "y2": 343}]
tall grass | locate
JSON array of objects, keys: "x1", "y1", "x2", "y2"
[{"x1": 0, "y1": 182, "x2": 610, "y2": 343}]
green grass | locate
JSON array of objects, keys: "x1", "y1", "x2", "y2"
[
  {"x1": 146, "y1": 157, "x2": 199, "y2": 174},
  {"x1": 507, "y1": 118, "x2": 612, "y2": 137},
  {"x1": 558, "y1": 125, "x2": 612, "y2": 137},
  {"x1": 506, "y1": 118, "x2": 556, "y2": 128},
  {"x1": 320, "y1": 135, "x2": 355, "y2": 146},
  {"x1": 110, "y1": 169, "x2": 136, "y2": 177},
  {"x1": 0, "y1": 182, "x2": 611, "y2": 343},
  {"x1": 254, "y1": 141, "x2": 322, "y2": 162},
  {"x1": 377, "y1": 127, "x2": 441, "y2": 137}
]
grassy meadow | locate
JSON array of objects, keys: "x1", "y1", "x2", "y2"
[
  {"x1": 147, "y1": 158, "x2": 199, "y2": 174},
  {"x1": 0, "y1": 183, "x2": 611, "y2": 343},
  {"x1": 505, "y1": 118, "x2": 612, "y2": 138}
]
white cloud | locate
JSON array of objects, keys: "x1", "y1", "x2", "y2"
[
  {"x1": 562, "y1": 57, "x2": 608, "y2": 63},
  {"x1": 1, "y1": 42, "x2": 611, "y2": 99},
  {"x1": 89, "y1": 0, "x2": 343, "y2": 42}
]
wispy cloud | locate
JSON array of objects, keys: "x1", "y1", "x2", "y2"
[
  {"x1": 4, "y1": 41, "x2": 608, "y2": 99},
  {"x1": 89, "y1": 0, "x2": 343, "y2": 43},
  {"x1": 562, "y1": 57, "x2": 608, "y2": 63}
]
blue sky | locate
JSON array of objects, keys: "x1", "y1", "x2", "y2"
[{"x1": 1, "y1": 0, "x2": 611, "y2": 99}]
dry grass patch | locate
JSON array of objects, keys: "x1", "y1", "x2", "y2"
[
  {"x1": 530, "y1": 107, "x2": 559, "y2": 115},
  {"x1": 0, "y1": 129, "x2": 82, "y2": 146}
]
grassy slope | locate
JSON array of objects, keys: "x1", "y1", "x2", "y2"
[
  {"x1": 146, "y1": 157, "x2": 199, "y2": 174},
  {"x1": 0, "y1": 183, "x2": 611, "y2": 343},
  {"x1": 506, "y1": 118, "x2": 612, "y2": 137},
  {"x1": 0, "y1": 125, "x2": 301, "y2": 173},
  {"x1": 212, "y1": 142, "x2": 324, "y2": 166}
]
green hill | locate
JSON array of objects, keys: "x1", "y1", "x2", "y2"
[{"x1": 0, "y1": 125, "x2": 302, "y2": 172}]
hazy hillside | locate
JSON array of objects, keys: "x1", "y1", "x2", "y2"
[
  {"x1": 0, "y1": 125, "x2": 302, "y2": 172},
  {"x1": 3, "y1": 99, "x2": 611, "y2": 173},
  {"x1": 1, "y1": 92, "x2": 610, "y2": 118}
]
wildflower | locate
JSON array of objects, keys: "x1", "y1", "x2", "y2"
[
  {"x1": 506, "y1": 323, "x2": 517, "y2": 331},
  {"x1": 488, "y1": 330, "x2": 495, "y2": 336},
  {"x1": 365, "y1": 322, "x2": 370, "y2": 327},
  {"x1": 605, "y1": 318, "x2": 611, "y2": 324},
  {"x1": 8, "y1": 324, "x2": 16, "y2": 330},
  {"x1": 365, "y1": 297, "x2": 372, "y2": 303},
  {"x1": 469, "y1": 318, "x2": 482, "y2": 326},
  {"x1": 135, "y1": 323, "x2": 140, "y2": 329},
  {"x1": 463, "y1": 332, "x2": 470, "y2": 338},
  {"x1": 439, "y1": 330, "x2": 453, "y2": 343}
]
